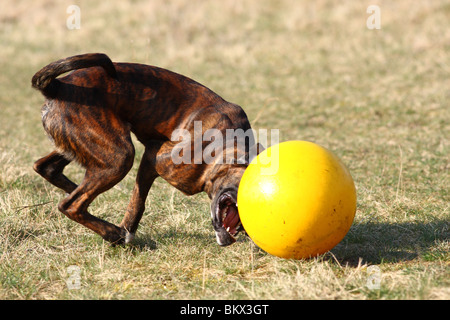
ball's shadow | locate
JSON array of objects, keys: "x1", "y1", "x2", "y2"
[{"x1": 329, "y1": 218, "x2": 449, "y2": 266}]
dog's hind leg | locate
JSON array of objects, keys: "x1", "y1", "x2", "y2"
[
  {"x1": 34, "y1": 152, "x2": 129, "y2": 242},
  {"x1": 58, "y1": 149, "x2": 135, "y2": 244},
  {"x1": 58, "y1": 169, "x2": 128, "y2": 243},
  {"x1": 33, "y1": 151, "x2": 77, "y2": 194}
]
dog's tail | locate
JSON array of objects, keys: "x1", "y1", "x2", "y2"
[{"x1": 31, "y1": 53, "x2": 117, "y2": 97}]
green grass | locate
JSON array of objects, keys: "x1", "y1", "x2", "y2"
[{"x1": 0, "y1": 0, "x2": 448, "y2": 300}]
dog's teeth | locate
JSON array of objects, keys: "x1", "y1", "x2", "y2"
[{"x1": 226, "y1": 227, "x2": 230, "y2": 232}]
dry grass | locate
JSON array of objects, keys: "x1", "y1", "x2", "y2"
[{"x1": 0, "y1": 0, "x2": 449, "y2": 300}]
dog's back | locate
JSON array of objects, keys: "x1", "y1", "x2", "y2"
[{"x1": 34, "y1": 54, "x2": 251, "y2": 143}]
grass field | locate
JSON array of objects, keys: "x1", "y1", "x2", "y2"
[{"x1": 0, "y1": 0, "x2": 448, "y2": 300}]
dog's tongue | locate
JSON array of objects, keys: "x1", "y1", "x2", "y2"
[{"x1": 223, "y1": 205, "x2": 239, "y2": 235}]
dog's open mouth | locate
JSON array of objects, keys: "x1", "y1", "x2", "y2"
[{"x1": 217, "y1": 193, "x2": 242, "y2": 240}]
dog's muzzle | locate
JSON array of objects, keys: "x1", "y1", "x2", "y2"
[{"x1": 212, "y1": 191, "x2": 243, "y2": 246}]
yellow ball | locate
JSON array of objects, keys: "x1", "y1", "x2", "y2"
[{"x1": 237, "y1": 141, "x2": 356, "y2": 259}]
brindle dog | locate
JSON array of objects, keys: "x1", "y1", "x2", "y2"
[{"x1": 32, "y1": 53, "x2": 262, "y2": 246}]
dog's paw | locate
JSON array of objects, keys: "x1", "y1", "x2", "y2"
[
  {"x1": 124, "y1": 231, "x2": 135, "y2": 244},
  {"x1": 102, "y1": 226, "x2": 130, "y2": 246}
]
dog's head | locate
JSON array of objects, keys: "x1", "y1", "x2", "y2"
[{"x1": 208, "y1": 142, "x2": 265, "y2": 246}]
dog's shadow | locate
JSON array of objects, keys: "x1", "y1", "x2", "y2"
[
  {"x1": 127, "y1": 236, "x2": 158, "y2": 251},
  {"x1": 126, "y1": 229, "x2": 214, "y2": 252},
  {"x1": 329, "y1": 218, "x2": 449, "y2": 266}
]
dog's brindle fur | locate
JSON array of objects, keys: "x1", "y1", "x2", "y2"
[{"x1": 32, "y1": 53, "x2": 261, "y2": 246}]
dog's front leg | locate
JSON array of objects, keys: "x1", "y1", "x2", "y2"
[{"x1": 119, "y1": 145, "x2": 160, "y2": 243}]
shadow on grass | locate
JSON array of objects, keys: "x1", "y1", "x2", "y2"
[
  {"x1": 129, "y1": 229, "x2": 215, "y2": 251},
  {"x1": 126, "y1": 218, "x2": 448, "y2": 268},
  {"x1": 330, "y1": 218, "x2": 449, "y2": 266}
]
